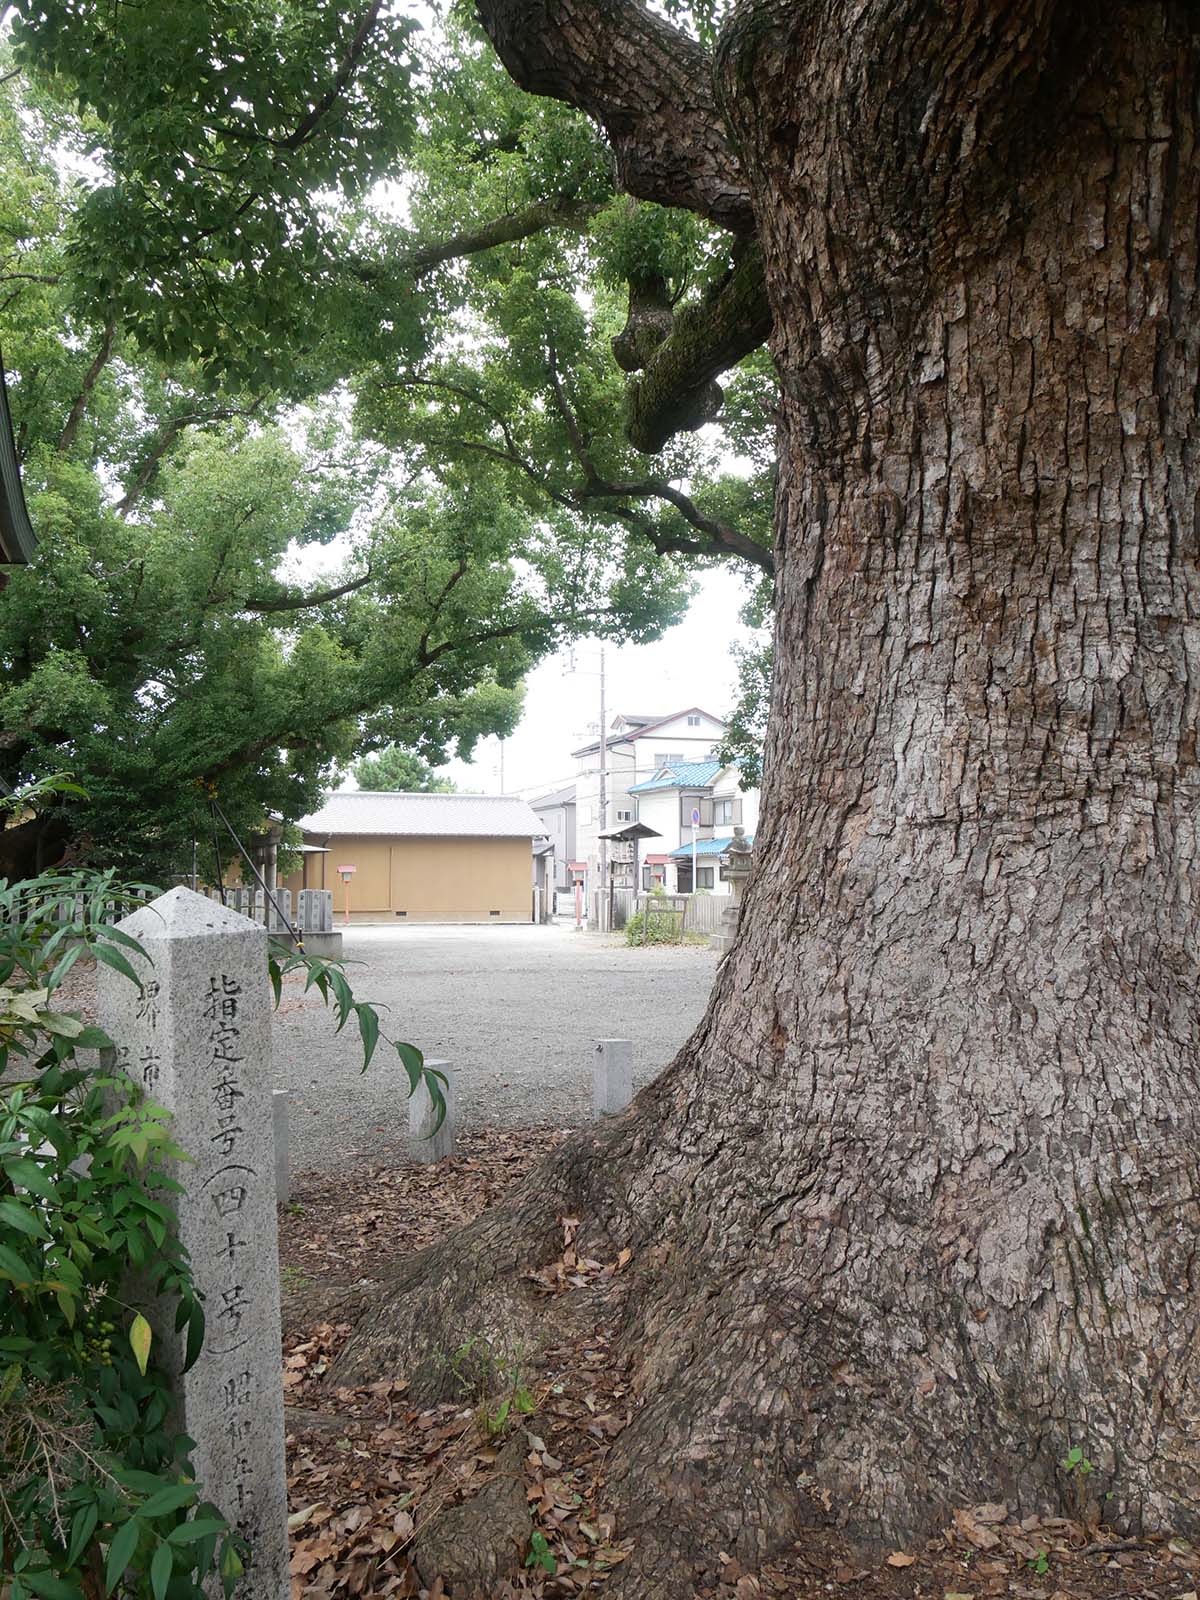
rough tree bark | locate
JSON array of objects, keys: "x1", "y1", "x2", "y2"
[{"x1": 338, "y1": 3, "x2": 1200, "y2": 1591}]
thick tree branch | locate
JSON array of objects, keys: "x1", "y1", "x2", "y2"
[
  {"x1": 56, "y1": 316, "x2": 116, "y2": 453},
  {"x1": 372, "y1": 195, "x2": 603, "y2": 280},
  {"x1": 243, "y1": 570, "x2": 374, "y2": 613},
  {"x1": 625, "y1": 244, "x2": 772, "y2": 452},
  {"x1": 543, "y1": 344, "x2": 772, "y2": 571},
  {"x1": 474, "y1": 0, "x2": 753, "y2": 233},
  {"x1": 116, "y1": 397, "x2": 269, "y2": 516},
  {"x1": 215, "y1": 1, "x2": 385, "y2": 153},
  {"x1": 416, "y1": 560, "x2": 468, "y2": 665},
  {"x1": 399, "y1": 371, "x2": 769, "y2": 569},
  {"x1": 584, "y1": 476, "x2": 773, "y2": 573}
]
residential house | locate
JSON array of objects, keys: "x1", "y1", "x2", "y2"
[
  {"x1": 285, "y1": 791, "x2": 547, "y2": 923},
  {"x1": 571, "y1": 709, "x2": 728, "y2": 895},
  {"x1": 629, "y1": 759, "x2": 759, "y2": 894},
  {"x1": 529, "y1": 785, "x2": 576, "y2": 905}
]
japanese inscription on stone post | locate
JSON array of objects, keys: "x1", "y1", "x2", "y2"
[{"x1": 97, "y1": 887, "x2": 288, "y2": 1600}]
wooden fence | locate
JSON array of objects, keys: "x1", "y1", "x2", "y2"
[
  {"x1": 205, "y1": 887, "x2": 333, "y2": 934},
  {"x1": 594, "y1": 889, "x2": 726, "y2": 934}
]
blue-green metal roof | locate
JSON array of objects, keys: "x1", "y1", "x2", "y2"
[
  {"x1": 668, "y1": 834, "x2": 754, "y2": 859},
  {"x1": 629, "y1": 759, "x2": 723, "y2": 794}
]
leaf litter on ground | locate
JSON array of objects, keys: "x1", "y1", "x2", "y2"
[{"x1": 279, "y1": 1130, "x2": 1200, "y2": 1600}]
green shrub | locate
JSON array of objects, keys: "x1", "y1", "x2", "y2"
[
  {"x1": 0, "y1": 862, "x2": 246, "y2": 1600},
  {"x1": 625, "y1": 889, "x2": 680, "y2": 945},
  {"x1": 0, "y1": 779, "x2": 442, "y2": 1600}
]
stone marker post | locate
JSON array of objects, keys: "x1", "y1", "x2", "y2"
[
  {"x1": 408, "y1": 1058, "x2": 455, "y2": 1163},
  {"x1": 97, "y1": 887, "x2": 288, "y2": 1600},
  {"x1": 592, "y1": 1038, "x2": 633, "y2": 1118}
]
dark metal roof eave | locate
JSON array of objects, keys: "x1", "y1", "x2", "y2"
[{"x1": 0, "y1": 352, "x2": 36, "y2": 565}]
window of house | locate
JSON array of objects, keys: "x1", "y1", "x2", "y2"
[
  {"x1": 714, "y1": 797, "x2": 733, "y2": 825},
  {"x1": 687, "y1": 714, "x2": 701, "y2": 726},
  {"x1": 616, "y1": 808, "x2": 632, "y2": 822},
  {"x1": 655, "y1": 751, "x2": 686, "y2": 765},
  {"x1": 697, "y1": 866, "x2": 715, "y2": 889}
]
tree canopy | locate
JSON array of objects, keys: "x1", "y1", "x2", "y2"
[
  {"x1": 0, "y1": 14, "x2": 773, "y2": 875},
  {"x1": 352, "y1": 746, "x2": 456, "y2": 792}
]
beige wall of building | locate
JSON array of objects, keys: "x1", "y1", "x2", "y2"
[{"x1": 285, "y1": 833, "x2": 534, "y2": 923}]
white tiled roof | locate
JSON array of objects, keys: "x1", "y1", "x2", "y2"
[{"x1": 296, "y1": 792, "x2": 547, "y2": 839}]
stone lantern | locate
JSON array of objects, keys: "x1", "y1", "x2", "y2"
[{"x1": 712, "y1": 825, "x2": 753, "y2": 953}]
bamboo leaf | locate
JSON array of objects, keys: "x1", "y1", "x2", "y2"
[
  {"x1": 150, "y1": 1539, "x2": 173, "y2": 1600},
  {"x1": 104, "y1": 1517, "x2": 141, "y2": 1596},
  {"x1": 91, "y1": 942, "x2": 142, "y2": 987},
  {"x1": 355, "y1": 1002, "x2": 379, "y2": 1070}
]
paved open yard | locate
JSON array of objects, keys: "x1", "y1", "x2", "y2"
[{"x1": 272, "y1": 923, "x2": 719, "y2": 1173}]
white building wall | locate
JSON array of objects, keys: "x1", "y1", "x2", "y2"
[
  {"x1": 633, "y1": 789, "x2": 683, "y2": 853},
  {"x1": 574, "y1": 744, "x2": 636, "y2": 888},
  {"x1": 631, "y1": 710, "x2": 725, "y2": 758},
  {"x1": 710, "y1": 764, "x2": 761, "y2": 837},
  {"x1": 573, "y1": 711, "x2": 729, "y2": 913}
]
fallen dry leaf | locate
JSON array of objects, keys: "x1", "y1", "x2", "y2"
[
  {"x1": 953, "y1": 1508, "x2": 1002, "y2": 1551},
  {"x1": 971, "y1": 1503, "x2": 1008, "y2": 1525},
  {"x1": 887, "y1": 1552, "x2": 917, "y2": 1568}
]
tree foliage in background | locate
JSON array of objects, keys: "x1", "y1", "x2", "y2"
[
  {"x1": 352, "y1": 747, "x2": 456, "y2": 792},
  {"x1": 715, "y1": 579, "x2": 772, "y2": 790},
  {"x1": 0, "y1": 58, "x2": 703, "y2": 880}
]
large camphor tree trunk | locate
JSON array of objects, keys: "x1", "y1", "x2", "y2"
[{"x1": 338, "y1": 3, "x2": 1200, "y2": 1592}]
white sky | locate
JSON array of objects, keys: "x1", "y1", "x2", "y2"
[{"x1": 439, "y1": 565, "x2": 757, "y2": 798}]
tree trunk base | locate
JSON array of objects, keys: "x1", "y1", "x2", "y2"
[{"x1": 334, "y1": 1033, "x2": 1198, "y2": 1599}]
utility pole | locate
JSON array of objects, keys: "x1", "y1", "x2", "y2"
[{"x1": 597, "y1": 644, "x2": 607, "y2": 933}]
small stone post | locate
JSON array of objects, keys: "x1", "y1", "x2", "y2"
[
  {"x1": 97, "y1": 887, "x2": 288, "y2": 1600},
  {"x1": 592, "y1": 1038, "x2": 633, "y2": 1118},
  {"x1": 272, "y1": 1089, "x2": 290, "y2": 1205},
  {"x1": 407, "y1": 1058, "x2": 455, "y2": 1163}
]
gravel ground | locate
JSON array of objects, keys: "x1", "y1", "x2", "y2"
[{"x1": 273, "y1": 922, "x2": 719, "y2": 1174}]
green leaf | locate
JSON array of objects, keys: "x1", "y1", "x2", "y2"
[
  {"x1": 150, "y1": 1539, "x2": 173, "y2": 1600},
  {"x1": 355, "y1": 1002, "x2": 379, "y2": 1070},
  {"x1": 3, "y1": 1157, "x2": 55, "y2": 1198},
  {"x1": 105, "y1": 1517, "x2": 142, "y2": 1596},
  {"x1": 67, "y1": 1502, "x2": 100, "y2": 1567},
  {"x1": 114, "y1": 1468, "x2": 171, "y2": 1495},
  {"x1": 46, "y1": 944, "x2": 82, "y2": 991},
  {"x1": 0, "y1": 1197, "x2": 49, "y2": 1240},
  {"x1": 73, "y1": 1025, "x2": 114, "y2": 1051},
  {"x1": 0, "y1": 1240, "x2": 34, "y2": 1283},
  {"x1": 92, "y1": 941, "x2": 142, "y2": 988},
  {"x1": 138, "y1": 1484, "x2": 197, "y2": 1520},
  {"x1": 23, "y1": 1570, "x2": 83, "y2": 1600},
  {"x1": 97, "y1": 924, "x2": 148, "y2": 954},
  {"x1": 183, "y1": 1301, "x2": 205, "y2": 1373},
  {"x1": 219, "y1": 1538, "x2": 244, "y2": 1598},
  {"x1": 37, "y1": 1010, "x2": 86, "y2": 1038},
  {"x1": 395, "y1": 1040, "x2": 424, "y2": 1092},
  {"x1": 167, "y1": 1518, "x2": 228, "y2": 1547},
  {"x1": 129, "y1": 1312, "x2": 153, "y2": 1376}
]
